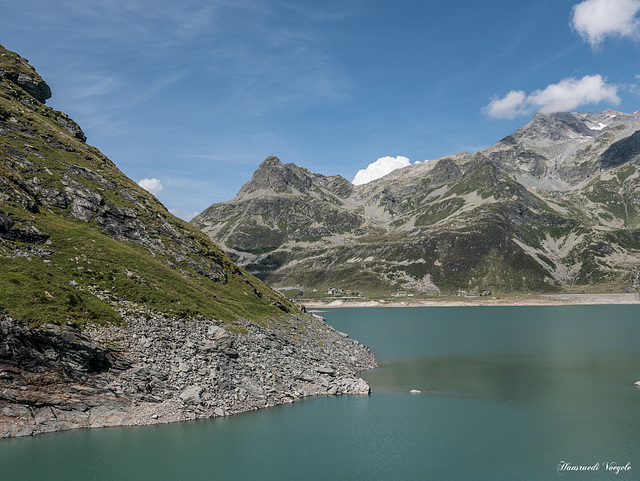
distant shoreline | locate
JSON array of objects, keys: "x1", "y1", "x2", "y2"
[{"x1": 301, "y1": 293, "x2": 640, "y2": 309}]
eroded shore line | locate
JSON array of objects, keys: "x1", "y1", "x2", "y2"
[
  {"x1": 0, "y1": 301, "x2": 376, "y2": 438},
  {"x1": 302, "y1": 293, "x2": 640, "y2": 309}
]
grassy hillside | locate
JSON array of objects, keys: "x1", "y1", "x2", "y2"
[{"x1": 0, "y1": 43, "x2": 295, "y2": 327}]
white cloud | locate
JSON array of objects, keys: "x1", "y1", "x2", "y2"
[
  {"x1": 571, "y1": 0, "x2": 640, "y2": 47},
  {"x1": 484, "y1": 75, "x2": 620, "y2": 119},
  {"x1": 484, "y1": 90, "x2": 528, "y2": 119},
  {"x1": 138, "y1": 177, "x2": 164, "y2": 195},
  {"x1": 531, "y1": 75, "x2": 620, "y2": 112},
  {"x1": 353, "y1": 156, "x2": 411, "y2": 185}
]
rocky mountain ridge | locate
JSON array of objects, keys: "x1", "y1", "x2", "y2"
[
  {"x1": 193, "y1": 110, "x2": 640, "y2": 296},
  {"x1": 0, "y1": 44, "x2": 375, "y2": 437}
]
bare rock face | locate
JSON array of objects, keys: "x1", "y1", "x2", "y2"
[
  {"x1": 0, "y1": 212, "x2": 48, "y2": 243},
  {"x1": 56, "y1": 113, "x2": 86, "y2": 142},
  {"x1": 238, "y1": 156, "x2": 314, "y2": 195},
  {"x1": 7, "y1": 72, "x2": 51, "y2": 104},
  {"x1": 599, "y1": 129, "x2": 640, "y2": 170},
  {"x1": 0, "y1": 47, "x2": 51, "y2": 104},
  {"x1": 509, "y1": 111, "x2": 595, "y2": 146}
]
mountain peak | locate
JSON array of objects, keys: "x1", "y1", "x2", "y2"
[
  {"x1": 510, "y1": 111, "x2": 594, "y2": 146},
  {"x1": 261, "y1": 155, "x2": 283, "y2": 167},
  {"x1": 529, "y1": 110, "x2": 593, "y2": 134},
  {"x1": 236, "y1": 156, "x2": 314, "y2": 197}
]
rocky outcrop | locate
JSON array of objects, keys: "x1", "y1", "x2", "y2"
[
  {"x1": 0, "y1": 46, "x2": 51, "y2": 104},
  {"x1": 0, "y1": 71, "x2": 51, "y2": 104},
  {"x1": 56, "y1": 113, "x2": 86, "y2": 142},
  {"x1": 0, "y1": 213, "x2": 48, "y2": 243},
  {"x1": 0, "y1": 299, "x2": 375, "y2": 437}
]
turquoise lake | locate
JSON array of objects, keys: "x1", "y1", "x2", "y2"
[{"x1": 2, "y1": 305, "x2": 640, "y2": 480}]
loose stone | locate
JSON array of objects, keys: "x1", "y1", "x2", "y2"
[{"x1": 0, "y1": 302, "x2": 376, "y2": 438}]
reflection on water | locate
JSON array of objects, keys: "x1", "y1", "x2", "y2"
[{"x1": 2, "y1": 305, "x2": 640, "y2": 481}]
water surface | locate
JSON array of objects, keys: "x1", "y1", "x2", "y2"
[{"x1": 2, "y1": 305, "x2": 639, "y2": 480}]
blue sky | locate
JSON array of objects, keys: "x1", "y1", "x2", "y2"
[{"x1": 2, "y1": 0, "x2": 640, "y2": 219}]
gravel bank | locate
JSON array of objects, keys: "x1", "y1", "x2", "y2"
[{"x1": 305, "y1": 293, "x2": 640, "y2": 308}]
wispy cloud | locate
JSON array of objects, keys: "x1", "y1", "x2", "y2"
[
  {"x1": 203, "y1": 19, "x2": 351, "y2": 116},
  {"x1": 484, "y1": 75, "x2": 620, "y2": 119},
  {"x1": 32, "y1": 0, "x2": 352, "y2": 127},
  {"x1": 55, "y1": 0, "x2": 226, "y2": 49},
  {"x1": 571, "y1": 0, "x2": 640, "y2": 47},
  {"x1": 64, "y1": 73, "x2": 121, "y2": 99}
]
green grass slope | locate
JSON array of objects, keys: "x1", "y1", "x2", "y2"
[{"x1": 0, "y1": 44, "x2": 295, "y2": 327}]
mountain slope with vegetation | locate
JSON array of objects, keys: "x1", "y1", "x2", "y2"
[
  {"x1": 0, "y1": 43, "x2": 297, "y2": 326},
  {"x1": 0, "y1": 44, "x2": 375, "y2": 437},
  {"x1": 193, "y1": 111, "x2": 640, "y2": 297}
]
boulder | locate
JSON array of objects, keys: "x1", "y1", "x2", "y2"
[
  {"x1": 56, "y1": 113, "x2": 86, "y2": 142},
  {"x1": 179, "y1": 386, "x2": 204, "y2": 405},
  {"x1": 315, "y1": 366, "x2": 335, "y2": 376}
]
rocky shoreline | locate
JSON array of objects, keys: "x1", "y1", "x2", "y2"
[{"x1": 0, "y1": 300, "x2": 376, "y2": 438}]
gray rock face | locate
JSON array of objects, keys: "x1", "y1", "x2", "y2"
[
  {"x1": 0, "y1": 212, "x2": 48, "y2": 243},
  {"x1": 56, "y1": 113, "x2": 87, "y2": 142},
  {"x1": 0, "y1": 320, "x2": 114, "y2": 375},
  {"x1": 0, "y1": 300, "x2": 375, "y2": 437},
  {"x1": 238, "y1": 156, "x2": 314, "y2": 195},
  {"x1": 510, "y1": 111, "x2": 595, "y2": 146},
  {"x1": 0, "y1": 71, "x2": 52, "y2": 104},
  {"x1": 599, "y1": 129, "x2": 640, "y2": 170},
  {"x1": 179, "y1": 385, "x2": 204, "y2": 405},
  {"x1": 16, "y1": 73, "x2": 51, "y2": 104},
  {"x1": 0, "y1": 127, "x2": 231, "y2": 284}
]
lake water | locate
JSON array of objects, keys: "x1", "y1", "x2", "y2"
[{"x1": 2, "y1": 305, "x2": 640, "y2": 480}]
